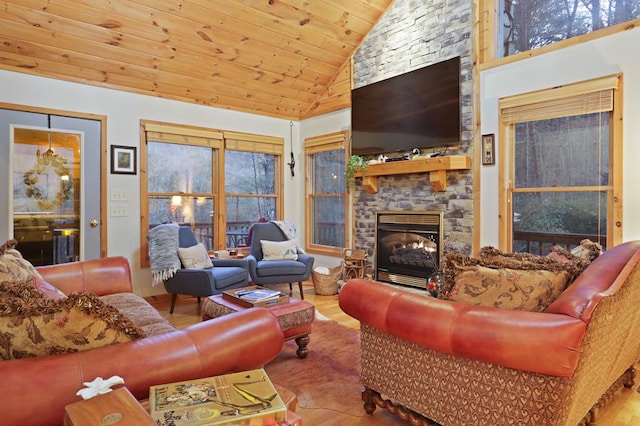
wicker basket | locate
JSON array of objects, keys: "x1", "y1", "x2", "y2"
[{"x1": 312, "y1": 265, "x2": 343, "y2": 295}]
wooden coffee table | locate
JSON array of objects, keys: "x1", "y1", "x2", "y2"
[{"x1": 202, "y1": 294, "x2": 315, "y2": 358}]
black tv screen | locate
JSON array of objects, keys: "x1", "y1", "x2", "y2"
[{"x1": 351, "y1": 56, "x2": 460, "y2": 156}]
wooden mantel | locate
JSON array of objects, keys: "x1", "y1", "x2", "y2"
[{"x1": 356, "y1": 155, "x2": 471, "y2": 193}]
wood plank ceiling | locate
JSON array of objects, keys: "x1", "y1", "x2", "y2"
[{"x1": 0, "y1": 0, "x2": 395, "y2": 120}]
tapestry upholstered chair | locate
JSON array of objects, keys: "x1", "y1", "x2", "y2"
[
  {"x1": 154, "y1": 225, "x2": 250, "y2": 313},
  {"x1": 246, "y1": 222, "x2": 314, "y2": 299}
]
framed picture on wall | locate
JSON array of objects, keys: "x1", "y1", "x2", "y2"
[
  {"x1": 111, "y1": 145, "x2": 137, "y2": 175},
  {"x1": 482, "y1": 134, "x2": 495, "y2": 166}
]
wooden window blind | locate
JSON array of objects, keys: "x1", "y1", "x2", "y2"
[
  {"x1": 304, "y1": 131, "x2": 347, "y2": 154},
  {"x1": 223, "y1": 131, "x2": 283, "y2": 154},
  {"x1": 500, "y1": 75, "x2": 619, "y2": 123},
  {"x1": 143, "y1": 122, "x2": 223, "y2": 148}
]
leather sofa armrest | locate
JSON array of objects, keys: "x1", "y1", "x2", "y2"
[
  {"x1": 0, "y1": 308, "x2": 284, "y2": 426},
  {"x1": 36, "y1": 256, "x2": 133, "y2": 296},
  {"x1": 339, "y1": 279, "x2": 586, "y2": 378}
]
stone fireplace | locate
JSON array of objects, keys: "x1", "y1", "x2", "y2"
[
  {"x1": 351, "y1": 0, "x2": 475, "y2": 274},
  {"x1": 375, "y1": 211, "x2": 443, "y2": 289}
]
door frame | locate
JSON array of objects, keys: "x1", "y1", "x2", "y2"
[{"x1": 1, "y1": 102, "x2": 108, "y2": 258}]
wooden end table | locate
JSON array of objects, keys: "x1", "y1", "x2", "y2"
[{"x1": 64, "y1": 387, "x2": 155, "y2": 426}]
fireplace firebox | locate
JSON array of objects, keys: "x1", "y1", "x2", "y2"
[{"x1": 375, "y1": 211, "x2": 443, "y2": 289}]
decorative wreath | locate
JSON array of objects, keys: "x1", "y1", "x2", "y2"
[{"x1": 23, "y1": 148, "x2": 73, "y2": 211}]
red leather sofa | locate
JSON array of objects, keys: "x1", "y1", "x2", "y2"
[
  {"x1": 340, "y1": 241, "x2": 640, "y2": 426},
  {"x1": 0, "y1": 256, "x2": 284, "y2": 426}
]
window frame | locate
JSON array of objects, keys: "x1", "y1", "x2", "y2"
[
  {"x1": 223, "y1": 130, "x2": 284, "y2": 247},
  {"x1": 304, "y1": 131, "x2": 348, "y2": 256},
  {"x1": 497, "y1": 75, "x2": 623, "y2": 251},
  {"x1": 140, "y1": 121, "x2": 283, "y2": 267},
  {"x1": 477, "y1": 1, "x2": 640, "y2": 67}
]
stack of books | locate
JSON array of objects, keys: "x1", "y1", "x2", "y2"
[{"x1": 223, "y1": 286, "x2": 289, "y2": 307}]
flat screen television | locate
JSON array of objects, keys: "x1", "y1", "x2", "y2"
[{"x1": 351, "y1": 56, "x2": 460, "y2": 156}]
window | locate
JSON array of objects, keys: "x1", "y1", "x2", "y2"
[
  {"x1": 304, "y1": 132, "x2": 347, "y2": 256},
  {"x1": 141, "y1": 124, "x2": 284, "y2": 263},
  {"x1": 499, "y1": 0, "x2": 640, "y2": 57},
  {"x1": 498, "y1": 75, "x2": 622, "y2": 253},
  {"x1": 223, "y1": 131, "x2": 283, "y2": 249},
  {"x1": 140, "y1": 122, "x2": 223, "y2": 265}
]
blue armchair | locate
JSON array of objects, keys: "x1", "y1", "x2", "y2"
[
  {"x1": 163, "y1": 226, "x2": 249, "y2": 313},
  {"x1": 246, "y1": 222, "x2": 314, "y2": 299}
]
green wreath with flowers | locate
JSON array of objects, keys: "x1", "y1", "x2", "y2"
[{"x1": 23, "y1": 148, "x2": 73, "y2": 211}]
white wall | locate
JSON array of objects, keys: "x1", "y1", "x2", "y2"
[
  {"x1": 0, "y1": 70, "x2": 335, "y2": 296},
  {"x1": 480, "y1": 27, "x2": 640, "y2": 247}
]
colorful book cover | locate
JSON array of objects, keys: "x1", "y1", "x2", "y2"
[{"x1": 149, "y1": 369, "x2": 287, "y2": 426}]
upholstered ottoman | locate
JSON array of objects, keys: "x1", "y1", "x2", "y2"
[{"x1": 202, "y1": 295, "x2": 315, "y2": 358}]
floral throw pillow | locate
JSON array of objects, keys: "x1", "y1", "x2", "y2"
[
  {"x1": 0, "y1": 239, "x2": 43, "y2": 286},
  {"x1": 0, "y1": 239, "x2": 65, "y2": 300},
  {"x1": 0, "y1": 285, "x2": 145, "y2": 360},
  {"x1": 439, "y1": 251, "x2": 576, "y2": 312},
  {"x1": 261, "y1": 239, "x2": 299, "y2": 261}
]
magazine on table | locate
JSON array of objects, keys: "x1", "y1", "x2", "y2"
[
  {"x1": 236, "y1": 288, "x2": 282, "y2": 302},
  {"x1": 149, "y1": 369, "x2": 287, "y2": 426}
]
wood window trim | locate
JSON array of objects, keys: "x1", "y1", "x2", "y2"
[
  {"x1": 497, "y1": 75, "x2": 623, "y2": 251},
  {"x1": 140, "y1": 121, "x2": 284, "y2": 267},
  {"x1": 223, "y1": 131, "x2": 285, "y2": 231},
  {"x1": 304, "y1": 131, "x2": 348, "y2": 257},
  {"x1": 476, "y1": 0, "x2": 640, "y2": 69},
  {"x1": 140, "y1": 120, "x2": 223, "y2": 267}
]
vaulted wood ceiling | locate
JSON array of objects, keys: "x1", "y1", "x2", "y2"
[{"x1": 0, "y1": 0, "x2": 395, "y2": 120}]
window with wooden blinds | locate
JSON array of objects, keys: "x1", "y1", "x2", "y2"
[{"x1": 497, "y1": 74, "x2": 622, "y2": 252}]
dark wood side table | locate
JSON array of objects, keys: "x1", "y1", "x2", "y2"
[{"x1": 63, "y1": 387, "x2": 155, "y2": 426}]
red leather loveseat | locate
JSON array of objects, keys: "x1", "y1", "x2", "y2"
[{"x1": 0, "y1": 256, "x2": 284, "y2": 426}]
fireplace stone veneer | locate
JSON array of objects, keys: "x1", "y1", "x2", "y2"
[{"x1": 375, "y1": 211, "x2": 443, "y2": 289}]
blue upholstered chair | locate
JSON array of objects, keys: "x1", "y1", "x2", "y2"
[
  {"x1": 246, "y1": 222, "x2": 314, "y2": 299},
  {"x1": 163, "y1": 226, "x2": 249, "y2": 313}
]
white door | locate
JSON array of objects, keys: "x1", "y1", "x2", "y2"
[{"x1": 1, "y1": 109, "x2": 102, "y2": 265}]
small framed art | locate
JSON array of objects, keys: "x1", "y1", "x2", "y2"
[
  {"x1": 482, "y1": 134, "x2": 495, "y2": 166},
  {"x1": 111, "y1": 145, "x2": 137, "y2": 175}
]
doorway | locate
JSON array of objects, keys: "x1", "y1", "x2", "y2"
[{"x1": 0, "y1": 106, "x2": 105, "y2": 264}]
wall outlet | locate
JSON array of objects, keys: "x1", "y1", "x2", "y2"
[{"x1": 110, "y1": 206, "x2": 128, "y2": 217}]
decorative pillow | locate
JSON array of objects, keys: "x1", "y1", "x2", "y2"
[
  {"x1": 440, "y1": 252, "x2": 575, "y2": 312},
  {"x1": 0, "y1": 239, "x2": 67, "y2": 300},
  {"x1": 261, "y1": 239, "x2": 299, "y2": 261},
  {"x1": 0, "y1": 239, "x2": 44, "y2": 288},
  {"x1": 546, "y1": 245, "x2": 593, "y2": 277},
  {"x1": 0, "y1": 286, "x2": 145, "y2": 360},
  {"x1": 570, "y1": 239, "x2": 603, "y2": 262},
  {"x1": 481, "y1": 245, "x2": 587, "y2": 283},
  {"x1": 177, "y1": 243, "x2": 213, "y2": 269},
  {"x1": 32, "y1": 275, "x2": 67, "y2": 300}
]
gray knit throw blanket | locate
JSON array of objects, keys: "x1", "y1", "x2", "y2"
[
  {"x1": 270, "y1": 220, "x2": 305, "y2": 254},
  {"x1": 147, "y1": 223, "x2": 180, "y2": 286}
]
